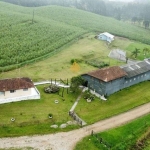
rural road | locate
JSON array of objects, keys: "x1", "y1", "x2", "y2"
[{"x1": 1, "y1": 102, "x2": 150, "y2": 150}]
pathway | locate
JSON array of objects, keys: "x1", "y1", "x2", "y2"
[
  {"x1": 34, "y1": 81, "x2": 70, "y2": 88},
  {"x1": 1, "y1": 102, "x2": 150, "y2": 150}
]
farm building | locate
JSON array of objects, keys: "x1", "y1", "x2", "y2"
[
  {"x1": 0, "y1": 77, "x2": 40, "y2": 104},
  {"x1": 82, "y1": 59, "x2": 150, "y2": 96},
  {"x1": 98, "y1": 32, "x2": 114, "y2": 43}
]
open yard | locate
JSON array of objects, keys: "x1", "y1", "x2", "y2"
[
  {"x1": 0, "y1": 84, "x2": 80, "y2": 137},
  {"x1": 75, "y1": 81, "x2": 150, "y2": 124}
]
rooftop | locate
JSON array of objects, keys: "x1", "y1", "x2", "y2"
[
  {"x1": 121, "y1": 60, "x2": 150, "y2": 78},
  {"x1": 100, "y1": 32, "x2": 114, "y2": 38},
  {"x1": 0, "y1": 77, "x2": 34, "y2": 92},
  {"x1": 85, "y1": 66, "x2": 127, "y2": 82}
]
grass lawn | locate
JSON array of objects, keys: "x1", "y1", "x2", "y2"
[
  {"x1": 75, "y1": 81, "x2": 150, "y2": 124},
  {"x1": 74, "y1": 113, "x2": 150, "y2": 150},
  {"x1": 0, "y1": 85, "x2": 80, "y2": 137}
]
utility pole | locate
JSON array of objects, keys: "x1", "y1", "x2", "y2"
[{"x1": 32, "y1": 9, "x2": 34, "y2": 24}]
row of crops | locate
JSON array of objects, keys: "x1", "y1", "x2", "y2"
[
  {"x1": 0, "y1": 2, "x2": 86, "y2": 71},
  {"x1": 1, "y1": 1, "x2": 150, "y2": 71}
]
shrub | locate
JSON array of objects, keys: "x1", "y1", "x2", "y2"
[{"x1": 44, "y1": 84, "x2": 60, "y2": 94}]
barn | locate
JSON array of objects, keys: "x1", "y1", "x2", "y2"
[
  {"x1": 0, "y1": 77, "x2": 40, "y2": 104},
  {"x1": 98, "y1": 32, "x2": 114, "y2": 43},
  {"x1": 82, "y1": 59, "x2": 150, "y2": 96}
]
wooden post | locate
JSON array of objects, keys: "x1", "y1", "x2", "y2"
[
  {"x1": 91, "y1": 130, "x2": 94, "y2": 136},
  {"x1": 62, "y1": 87, "x2": 64, "y2": 97}
]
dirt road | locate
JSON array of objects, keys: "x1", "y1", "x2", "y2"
[{"x1": 1, "y1": 102, "x2": 150, "y2": 150}]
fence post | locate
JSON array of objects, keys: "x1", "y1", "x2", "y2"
[{"x1": 91, "y1": 130, "x2": 94, "y2": 136}]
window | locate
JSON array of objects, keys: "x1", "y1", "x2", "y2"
[
  {"x1": 23, "y1": 88, "x2": 28, "y2": 91},
  {"x1": 0, "y1": 92, "x2": 4, "y2": 95},
  {"x1": 10, "y1": 90, "x2": 15, "y2": 93},
  {"x1": 134, "y1": 78, "x2": 136, "y2": 80}
]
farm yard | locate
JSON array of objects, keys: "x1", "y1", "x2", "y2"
[{"x1": 1, "y1": 1, "x2": 150, "y2": 149}]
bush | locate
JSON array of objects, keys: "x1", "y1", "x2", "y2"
[
  {"x1": 83, "y1": 91, "x2": 95, "y2": 100},
  {"x1": 44, "y1": 84, "x2": 60, "y2": 94}
]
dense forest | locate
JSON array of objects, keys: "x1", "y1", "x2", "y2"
[{"x1": 1, "y1": 0, "x2": 150, "y2": 28}]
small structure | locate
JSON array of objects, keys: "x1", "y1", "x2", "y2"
[
  {"x1": 0, "y1": 77, "x2": 40, "y2": 104},
  {"x1": 82, "y1": 58, "x2": 150, "y2": 96},
  {"x1": 109, "y1": 49, "x2": 126, "y2": 61},
  {"x1": 98, "y1": 32, "x2": 114, "y2": 43}
]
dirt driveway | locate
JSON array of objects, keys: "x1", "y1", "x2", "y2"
[{"x1": 1, "y1": 102, "x2": 150, "y2": 150}]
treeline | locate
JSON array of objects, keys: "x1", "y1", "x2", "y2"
[{"x1": 1, "y1": 0, "x2": 150, "y2": 28}]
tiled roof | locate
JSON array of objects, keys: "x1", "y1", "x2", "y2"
[
  {"x1": 0, "y1": 77, "x2": 34, "y2": 92},
  {"x1": 85, "y1": 66, "x2": 127, "y2": 82}
]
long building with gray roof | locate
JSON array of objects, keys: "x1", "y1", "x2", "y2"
[{"x1": 82, "y1": 59, "x2": 150, "y2": 96}]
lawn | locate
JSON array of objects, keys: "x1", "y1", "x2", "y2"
[
  {"x1": 75, "y1": 81, "x2": 150, "y2": 124},
  {"x1": 0, "y1": 84, "x2": 80, "y2": 137},
  {"x1": 74, "y1": 113, "x2": 150, "y2": 150}
]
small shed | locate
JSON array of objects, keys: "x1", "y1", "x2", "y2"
[{"x1": 98, "y1": 32, "x2": 114, "y2": 43}]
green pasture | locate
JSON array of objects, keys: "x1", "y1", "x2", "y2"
[
  {"x1": 75, "y1": 81, "x2": 150, "y2": 124},
  {"x1": 0, "y1": 85, "x2": 80, "y2": 137},
  {"x1": 74, "y1": 113, "x2": 150, "y2": 150}
]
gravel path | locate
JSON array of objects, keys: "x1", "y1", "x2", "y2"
[{"x1": 1, "y1": 103, "x2": 150, "y2": 150}]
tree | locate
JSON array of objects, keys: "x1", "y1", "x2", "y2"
[
  {"x1": 131, "y1": 48, "x2": 140, "y2": 58},
  {"x1": 132, "y1": 17, "x2": 138, "y2": 24},
  {"x1": 143, "y1": 47, "x2": 150, "y2": 56},
  {"x1": 143, "y1": 20, "x2": 150, "y2": 29},
  {"x1": 70, "y1": 76, "x2": 85, "y2": 93},
  {"x1": 70, "y1": 62, "x2": 80, "y2": 72}
]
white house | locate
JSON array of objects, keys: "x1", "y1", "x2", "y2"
[
  {"x1": 0, "y1": 77, "x2": 40, "y2": 104},
  {"x1": 98, "y1": 32, "x2": 114, "y2": 43}
]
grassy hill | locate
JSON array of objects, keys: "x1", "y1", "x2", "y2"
[{"x1": 1, "y1": 1, "x2": 150, "y2": 72}]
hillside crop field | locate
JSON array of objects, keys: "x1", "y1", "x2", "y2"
[{"x1": 1, "y1": 1, "x2": 150, "y2": 72}]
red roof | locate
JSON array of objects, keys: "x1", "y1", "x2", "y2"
[
  {"x1": 85, "y1": 66, "x2": 127, "y2": 82},
  {"x1": 0, "y1": 77, "x2": 34, "y2": 92}
]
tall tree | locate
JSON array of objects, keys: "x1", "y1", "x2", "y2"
[
  {"x1": 143, "y1": 20, "x2": 150, "y2": 29},
  {"x1": 131, "y1": 48, "x2": 140, "y2": 58}
]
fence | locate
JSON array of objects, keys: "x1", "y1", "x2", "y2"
[
  {"x1": 69, "y1": 111, "x2": 83, "y2": 126},
  {"x1": 91, "y1": 130, "x2": 111, "y2": 149}
]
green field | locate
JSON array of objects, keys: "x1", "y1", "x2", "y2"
[
  {"x1": 1, "y1": 1, "x2": 150, "y2": 72},
  {"x1": 74, "y1": 114, "x2": 150, "y2": 150},
  {"x1": 0, "y1": 33, "x2": 125, "y2": 81},
  {"x1": 75, "y1": 81, "x2": 150, "y2": 124},
  {"x1": 0, "y1": 85, "x2": 80, "y2": 137}
]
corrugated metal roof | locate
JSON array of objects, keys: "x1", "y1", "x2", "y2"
[
  {"x1": 121, "y1": 61, "x2": 150, "y2": 78},
  {"x1": 0, "y1": 77, "x2": 34, "y2": 92},
  {"x1": 100, "y1": 32, "x2": 114, "y2": 39},
  {"x1": 84, "y1": 66, "x2": 127, "y2": 82}
]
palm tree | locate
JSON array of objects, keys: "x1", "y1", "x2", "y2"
[
  {"x1": 143, "y1": 47, "x2": 150, "y2": 56},
  {"x1": 131, "y1": 48, "x2": 140, "y2": 59}
]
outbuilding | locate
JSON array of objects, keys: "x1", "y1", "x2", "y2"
[
  {"x1": 98, "y1": 32, "x2": 114, "y2": 43},
  {"x1": 82, "y1": 59, "x2": 150, "y2": 96}
]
